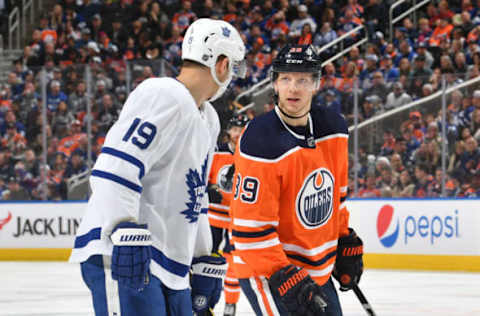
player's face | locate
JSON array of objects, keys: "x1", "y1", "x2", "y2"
[
  {"x1": 274, "y1": 72, "x2": 316, "y2": 117},
  {"x1": 227, "y1": 126, "x2": 243, "y2": 146}
]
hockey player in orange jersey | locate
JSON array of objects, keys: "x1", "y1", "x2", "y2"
[
  {"x1": 207, "y1": 114, "x2": 249, "y2": 316},
  {"x1": 230, "y1": 44, "x2": 364, "y2": 316}
]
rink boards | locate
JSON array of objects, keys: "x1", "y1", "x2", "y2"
[{"x1": 0, "y1": 199, "x2": 479, "y2": 272}]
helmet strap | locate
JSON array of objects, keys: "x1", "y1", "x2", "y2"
[
  {"x1": 276, "y1": 103, "x2": 310, "y2": 119},
  {"x1": 209, "y1": 58, "x2": 233, "y2": 101}
]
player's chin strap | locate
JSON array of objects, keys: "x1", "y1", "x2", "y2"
[
  {"x1": 276, "y1": 105, "x2": 316, "y2": 148},
  {"x1": 276, "y1": 104, "x2": 310, "y2": 119}
]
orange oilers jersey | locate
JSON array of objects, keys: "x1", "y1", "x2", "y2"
[
  {"x1": 208, "y1": 142, "x2": 235, "y2": 229},
  {"x1": 230, "y1": 106, "x2": 350, "y2": 285}
]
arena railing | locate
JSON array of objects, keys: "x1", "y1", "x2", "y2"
[
  {"x1": 8, "y1": 6, "x2": 20, "y2": 50},
  {"x1": 389, "y1": 0, "x2": 431, "y2": 42},
  {"x1": 22, "y1": 0, "x2": 35, "y2": 42}
]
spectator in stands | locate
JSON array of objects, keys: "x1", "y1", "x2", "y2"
[
  {"x1": 417, "y1": 18, "x2": 433, "y2": 43},
  {"x1": 23, "y1": 148, "x2": 40, "y2": 179},
  {"x1": 385, "y1": 82, "x2": 412, "y2": 110},
  {"x1": 47, "y1": 80, "x2": 68, "y2": 112},
  {"x1": 52, "y1": 101, "x2": 75, "y2": 138},
  {"x1": 69, "y1": 80, "x2": 88, "y2": 114},
  {"x1": 454, "y1": 51, "x2": 469, "y2": 76},
  {"x1": 172, "y1": 0, "x2": 196, "y2": 33},
  {"x1": 318, "y1": 89, "x2": 341, "y2": 114},
  {"x1": 360, "y1": 54, "x2": 379, "y2": 89},
  {"x1": 460, "y1": 136, "x2": 480, "y2": 173},
  {"x1": 358, "y1": 174, "x2": 381, "y2": 197},
  {"x1": 363, "y1": 71, "x2": 389, "y2": 103},
  {"x1": 313, "y1": 22, "x2": 337, "y2": 57},
  {"x1": 460, "y1": 11, "x2": 475, "y2": 35},
  {"x1": 446, "y1": 167, "x2": 466, "y2": 196},
  {"x1": 289, "y1": 4, "x2": 317, "y2": 41},
  {"x1": 379, "y1": 129, "x2": 395, "y2": 157},
  {"x1": 361, "y1": 95, "x2": 380, "y2": 120},
  {"x1": 380, "y1": 54, "x2": 399, "y2": 84},
  {"x1": 413, "y1": 41, "x2": 434, "y2": 70},
  {"x1": 393, "y1": 169, "x2": 414, "y2": 197},
  {"x1": 412, "y1": 163, "x2": 435, "y2": 197},
  {"x1": 465, "y1": 169, "x2": 480, "y2": 197},
  {"x1": 398, "y1": 57, "x2": 412, "y2": 76},
  {"x1": 98, "y1": 94, "x2": 118, "y2": 132},
  {"x1": 265, "y1": 10, "x2": 289, "y2": 46},
  {"x1": 298, "y1": 23, "x2": 314, "y2": 45},
  {"x1": 410, "y1": 55, "x2": 433, "y2": 98},
  {"x1": 64, "y1": 149, "x2": 88, "y2": 179},
  {"x1": 4, "y1": 176, "x2": 30, "y2": 200},
  {"x1": 414, "y1": 141, "x2": 440, "y2": 174}
]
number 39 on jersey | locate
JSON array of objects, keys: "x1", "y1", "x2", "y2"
[{"x1": 233, "y1": 173, "x2": 260, "y2": 204}]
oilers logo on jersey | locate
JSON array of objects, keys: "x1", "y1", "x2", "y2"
[
  {"x1": 216, "y1": 164, "x2": 234, "y2": 192},
  {"x1": 181, "y1": 156, "x2": 209, "y2": 223},
  {"x1": 296, "y1": 168, "x2": 334, "y2": 229}
]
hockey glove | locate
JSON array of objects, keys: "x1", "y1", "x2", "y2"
[
  {"x1": 110, "y1": 222, "x2": 152, "y2": 292},
  {"x1": 268, "y1": 265, "x2": 328, "y2": 316},
  {"x1": 207, "y1": 184, "x2": 223, "y2": 204},
  {"x1": 191, "y1": 253, "x2": 228, "y2": 315},
  {"x1": 333, "y1": 228, "x2": 364, "y2": 291}
]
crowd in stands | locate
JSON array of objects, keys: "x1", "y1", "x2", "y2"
[{"x1": 1, "y1": 0, "x2": 480, "y2": 199}]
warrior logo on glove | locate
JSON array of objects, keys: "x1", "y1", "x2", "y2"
[{"x1": 333, "y1": 228, "x2": 364, "y2": 291}]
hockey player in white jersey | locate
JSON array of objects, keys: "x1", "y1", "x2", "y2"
[{"x1": 69, "y1": 18, "x2": 246, "y2": 316}]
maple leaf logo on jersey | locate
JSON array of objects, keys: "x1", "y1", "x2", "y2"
[
  {"x1": 0, "y1": 211, "x2": 12, "y2": 230},
  {"x1": 296, "y1": 168, "x2": 334, "y2": 229},
  {"x1": 181, "y1": 156, "x2": 209, "y2": 223}
]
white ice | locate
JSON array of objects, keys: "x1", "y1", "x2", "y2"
[{"x1": 0, "y1": 262, "x2": 479, "y2": 316}]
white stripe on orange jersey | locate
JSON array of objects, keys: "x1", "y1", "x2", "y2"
[
  {"x1": 340, "y1": 186, "x2": 348, "y2": 193},
  {"x1": 207, "y1": 213, "x2": 231, "y2": 222},
  {"x1": 234, "y1": 237, "x2": 280, "y2": 250},
  {"x1": 233, "y1": 255, "x2": 246, "y2": 264},
  {"x1": 340, "y1": 202, "x2": 347, "y2": 210},
  {"x1": 225, "y1": 276, "x2": 238, "y2": 282},
  {"x1": 209, "y1": 203, "x2": 230, "y2": 210},
  {"x1": 282, "y1": 239, "x2": 337, "y2": 257},
  {"x1": 233, "y1": 218, "x2": 279, "y2": 228},
  {"x1": 306, "y1": 263, "x2": 335, "y2": 277}
]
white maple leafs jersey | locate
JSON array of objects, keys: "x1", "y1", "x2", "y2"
[{"x1": 69, "y1": 77, "x2": 220, "y2": 290}]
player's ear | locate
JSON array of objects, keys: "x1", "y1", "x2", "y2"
[{"x1": 215, "y1": 55, "x2": 229, "y2": 81}]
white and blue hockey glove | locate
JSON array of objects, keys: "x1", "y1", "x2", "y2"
[
  {"x1": 191, "y1": 253, "x2": 228, "y2": 315},
  {"x1": 110, "y1": 222, "x2": 152, "y2": 292}
]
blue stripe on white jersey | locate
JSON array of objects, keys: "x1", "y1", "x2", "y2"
[
  {"x1": 91, "y1": 170, "x2": 143, "y2": 193},
  {"x1": 74, "y1": 227, "x2": 102, "y2": 248},
  {"x1": 101, "y1": 147, "x2": 146, "y2": 179},
  {"x1": 151, "y1": 248, "x2": 190, "y2": 277}
]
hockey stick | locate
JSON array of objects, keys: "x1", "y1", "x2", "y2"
[{"x1": 352, "y1": 282, "x2": 376, "y2": 316}]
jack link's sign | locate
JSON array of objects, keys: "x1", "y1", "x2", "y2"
[
  {"x1": 347, "y1": 199, "x2": 480, "y2": 256},
  {"x1": 0, "y1": 202, "x2": 85, "y2": 248}
]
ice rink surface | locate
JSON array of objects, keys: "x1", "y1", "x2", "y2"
[{"x1": 0, "y1": 262, "x2": 479, "y2": 316}]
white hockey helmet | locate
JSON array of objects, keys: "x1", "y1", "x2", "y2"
[{"x1": 182, "y1": 18, "x2": 246, "y2": 101}]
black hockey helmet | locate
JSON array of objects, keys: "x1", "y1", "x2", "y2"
[
  {"x1": 272, "y1": 44, "x2": 322, "y2": 77},
  {"x1": 228, "y1": 114, "x2": 250, "y2": 129}
]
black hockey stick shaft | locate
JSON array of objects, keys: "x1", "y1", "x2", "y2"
[{"x1": 353, "y1": 282, "x2": 376, "y2": 316}]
